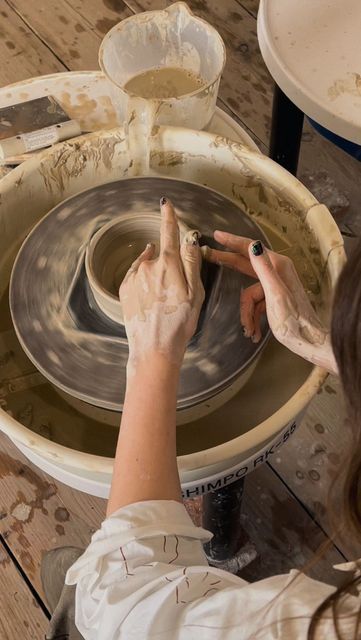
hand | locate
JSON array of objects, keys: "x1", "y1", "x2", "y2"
[
  {"x1": 119, "y1": 197, "x2": 205, "y2": 372},
  {"x1": 203, "y1": 230, "x2": 337, "y2": 373}
]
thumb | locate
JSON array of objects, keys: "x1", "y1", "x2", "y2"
[
  {"x1": 248, "y1": 241, "x2": 283, "y2": 297},
  {"x1": 120, "y1": 242, "x2": 155, "y2": 289}
]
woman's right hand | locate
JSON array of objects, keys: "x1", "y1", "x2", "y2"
[{"x1": 203, "y1": 230, "x2": 338, "y2": 374}]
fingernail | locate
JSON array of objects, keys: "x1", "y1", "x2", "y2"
[
  {"x1": 146, "y1": 242, "x2": 153, "y2": 250},
  {"x1": 160, "y1": 196, "x2": 167, "y2": 206},
  {"x1": 201, "y1": 245, "x2": 210, "y2": 259},
  {"x1": 251, "y1": 240, "x2": 263, "y2": 256},
  {"x1": 184, "y1": 230, "x2": 201, "y2": 246},
  {"x1": 190, "y1": 231, "x2": 200, "y2": 246}
]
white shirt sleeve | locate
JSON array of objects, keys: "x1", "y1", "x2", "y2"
[{"x1": 66, "y1": 500, "x2": 357, "y2": 640}]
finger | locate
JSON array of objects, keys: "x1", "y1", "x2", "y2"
[
  {"x1": 180, "y1": 231, "x2": 203, "y2": 298},
  {"x1": 240, "y1": 282, "x2": 264, "y2": 338},
  {"x1": 214, "y1": 230, "x2": 253, "y2": 257},
  {"x1": 160, "y1": 196, "x2": 180, "y2": 255},
  {"x1": 252, "y1": 299, "x2": 266, "y2": 343},
  {"x1": 120, "y1": 242, "x2": 155, "y2": 288},
  {"x1": 202, "y1": 246, "x2": 256, "y2": 278},
  {"x1": 248, "y1": 240, "x2": 284, "y2": 298}
]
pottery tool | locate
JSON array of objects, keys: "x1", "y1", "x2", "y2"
[{"x1": 0, "y1": 96, "x2": 81, "y2": 164}]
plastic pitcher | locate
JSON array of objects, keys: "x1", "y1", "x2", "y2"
[{"x1": 98, "y1": 1, "x2": 226, "y2": 130}]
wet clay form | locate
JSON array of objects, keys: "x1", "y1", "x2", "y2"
[
  {"x1": 85, "y1": 212, "x2": 190, "y2": 324},
  {"x1": 9, "y1": 177, "x2": 270, "y2": 415}
]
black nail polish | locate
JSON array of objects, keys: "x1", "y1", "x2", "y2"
[
  {"x1": 160, "y1": 196, "x2": 167, "y2": 206},
  {"x1": 251, "y1": 240, "x2": 263, "y2": 256},
  {"x1": 191, "y1": 231, "x2": 200, "y2": 246}
]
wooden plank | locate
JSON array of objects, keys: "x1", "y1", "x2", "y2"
[
  {"x1": 186, "y1": 465, "x2": 346, "y2": 586},
  {"x1": 268, "y1": 376, "x2": 361, "y2": 560},
  {"x1": 63, "y1": 0, "x2": 133, "y2": 37},
  {"x1": 0, "y1": 541, "x2": 48, "y2": 639},
  {"x1": 240, "y1": 462, "x2": 346, "y2": 586},
  {"x1": 6, "y1": 0, "x2": 101, "y2": 70},
  {"x1": 235, "y1": 0, "x2": 258, "y2": 18},
  {"x1": 0, "y1": 0, "x2": 66, "y2": 87},
  {"x1": 6, "y1": 0, "x2": 132, "y2": 71},
  {"x1": 0, "y1": 432, "x2": 106, "y2": 600}
]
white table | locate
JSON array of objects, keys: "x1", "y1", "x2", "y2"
[{"x1": 258, "y1": 0, "x2": 361, "y2": 173}]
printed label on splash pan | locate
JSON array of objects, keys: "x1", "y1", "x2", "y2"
[
  {"x1": 21, "y1": 125, "x2": 59, "y2": 152},
  {"x1": 181, "y1": 419, "x2": 298, "y2": 499}
]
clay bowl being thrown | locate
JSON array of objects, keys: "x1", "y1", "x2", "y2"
[{"x1": 85, "y1": 212, "x2": 189, "y2": 325}]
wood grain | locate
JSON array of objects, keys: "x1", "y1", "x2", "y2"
[
  {"x1": 6, "y1": 0, "x2": 101, "y2": 70},
  {"x1": 0, "y1": 432, "x2": 105, "y2": 599},
  {"x1": 235, "y1": 0, "x2": 258, "y2": 18},
  {"x1": 63, "y1": 0, "x2": 133, "y2": 37},
  {"x1": 240, "y1": 460, "x2": 346, "y2": 586},
  {"x1": 268, "y1": 376, "x2": 361, "y2": 560},
  {"x1": 0, "y1": 0, "x2": 66, "y2": 86},
  {"x1": 0, "y1": 541, "x2": 48, "y2": 639}
]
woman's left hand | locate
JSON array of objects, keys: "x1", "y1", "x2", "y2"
[{"x1": 119, "y1": 197, "x2": 205, "y2": 371}]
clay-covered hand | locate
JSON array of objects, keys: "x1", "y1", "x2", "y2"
[
  {"x1": 119, "y1": 197, "x2": 205, "y2": 371},
  {"x1": 203, "y1": 230, "x2": 337, "y2": 373}
]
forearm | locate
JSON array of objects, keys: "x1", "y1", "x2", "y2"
[{"x1": 107, "y1": 354, "x2": 182, "y2": 517}]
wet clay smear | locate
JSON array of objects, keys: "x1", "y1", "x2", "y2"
[{"x1": 124, "y1": 67, "x2": 205, "y2": 99}]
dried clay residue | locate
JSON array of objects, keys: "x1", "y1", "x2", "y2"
[
  {"x1": 328, "y1": 72, "x2": 361, "y2": 101},
  {"x1": 151, "y1": 150, "x2": 208, "y2": 168},
  {"x1": 59, "y1": 91, "x2": 97, "y2": 131},
  {"x1": 38, "y1": 132, "x2": 126, "y2": 194},
  {"x1": 0, "y1": 451, "x2": 58, "y2": 575}
]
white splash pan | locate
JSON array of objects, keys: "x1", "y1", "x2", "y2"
[{"x1": 0, "y1": 72, "x2": 345, "y2": 498}]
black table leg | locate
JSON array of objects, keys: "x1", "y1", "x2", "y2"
[
  {"x1": 202, "y1": 477, "x2": 245, "y2": 562},
  {"x1": 269, "y1": 84, "x2": 304, "y2": 175}
]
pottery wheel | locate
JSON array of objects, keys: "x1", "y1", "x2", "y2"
[{"x1": 10, "y1": 177, "x2": 269, "y2": 412}]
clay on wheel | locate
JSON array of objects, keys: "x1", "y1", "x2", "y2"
[{"x1": 9, "y1": 177, "x2": 270, "y2": 416}]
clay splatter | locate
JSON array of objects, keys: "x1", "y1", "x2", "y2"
[{"x1": 54, "y1": 507, "x2": 70, "y2": 522}]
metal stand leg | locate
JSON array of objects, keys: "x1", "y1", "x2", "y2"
[
  {"x1": 269, "y1": 84, "x2": 304, "y2": 175},
  {"x1": 202, "y1": 477, "x2": 245, "y2": 561}
]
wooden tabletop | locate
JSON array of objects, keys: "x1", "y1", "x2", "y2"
[{"x1": 0, "y1": 1, "x2": 359, "y2": 637}]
